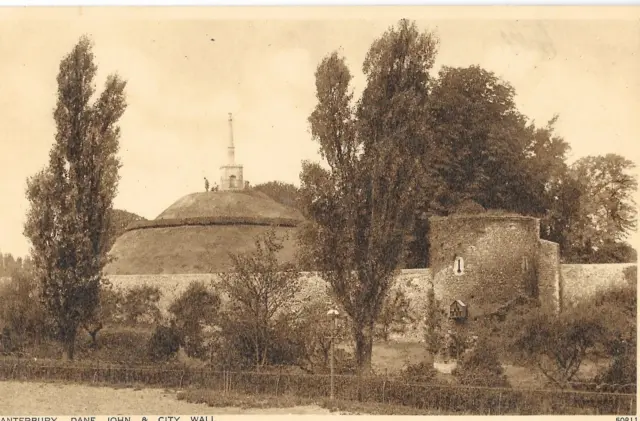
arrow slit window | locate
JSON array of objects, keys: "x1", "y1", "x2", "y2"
[
  {"x1": 522, "y1": 256, "x2": 529, "y2": 272},
  {"x1": 453, "y1": 256, "x2": 465, "y2": 276}
]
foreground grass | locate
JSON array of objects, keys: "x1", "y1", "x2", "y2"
[{"x1": 181, "y1": 389, "x2": 449, "y2": 415}]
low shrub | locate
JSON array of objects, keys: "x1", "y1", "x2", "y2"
[
  {"x1": 76, "y1": 326, "x2": 154, "y2": 364},
  {"x1": 147, "y1": 324, "x2": 183, "y2": 362},
  {"x1": 596, "y1": 350, "x2": 637, "y2": 391},
  {"x1": 592, "y1": 282, "x2": 637, "y2": 388},
  {"x1": 168, "y1": 281, "x2": 220, "y2": 359},
  {"x1": 452, "y1": 339, "x2": 510, "y2": 388},
  {"x1": 400, "y1": 361, "x2": 438, "y2": 383}
]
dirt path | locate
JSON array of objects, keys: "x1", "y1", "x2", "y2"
[{"x1": 0, "y1": 381, "x2": 331, "y2": 415}]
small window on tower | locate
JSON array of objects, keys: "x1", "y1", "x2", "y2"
[
  {"x1": 453, "y1": 256, "x2": 465, "y2": 276},
  {"x1": 522, "y1": 256, "x2": 529, "y2": 272}
]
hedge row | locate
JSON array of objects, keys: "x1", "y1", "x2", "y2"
[
  {"x1": 125, "y1": 216, "x2": 302, "y2": 231},
  {"x1": 0, "y1": 358, "x2": 635, "y2": 415}
]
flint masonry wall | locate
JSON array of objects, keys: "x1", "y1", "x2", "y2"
[
  {"x1": 104, "y1": 270, "x2": 433, "y2": 318},
  {"x1": 560, "y1": 263, "x2": 636, "y2": 308},
  {"x1": 537, "y1": 239, "x2": 562, "y2": 314},
  {"x1": 105, "y1": 263, "x2": 636, "y2": 326},
  {"x1": 428, "y1": 214, "x2": 540, "y2": 321}
]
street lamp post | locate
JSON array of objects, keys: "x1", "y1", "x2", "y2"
[{"x1": 327, "y1": 308, "x2": 339, "y2": 400}]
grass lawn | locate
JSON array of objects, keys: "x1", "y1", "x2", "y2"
[
  {"x1": 369, "y1": 340, "x2": 607, "y2": 389},
  {"x1": 181, "y1": 389, "x2": 451, "y2": 415},
  {"x1": 371, "y1": 340, "x2": 430, "y2": 373}
]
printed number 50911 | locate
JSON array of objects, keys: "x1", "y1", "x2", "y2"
[{"x1": 616, "y1": 417, "x2": 638, "y2": 421}]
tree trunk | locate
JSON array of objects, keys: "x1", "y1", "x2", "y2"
[
  {"x1": 63, "y1": 326, "x2": 78, "y2": 361},
  {"x1": 253, "y1": 322, "x2": 263, "y2": 371},
  {"x1": 382, "y1": 324, "x2": 389, "y2": 342},
  {"x1": 353, "y1": 320, "x2": 374, "y2": 402},
  {"x1": 354, "y1": 321, "x2": 374, "y2": 374},
  {"x1": 89, "y1": 330, "x2": 98, "y2": 347},
  {"x1": 254, "y1": 338, "x2": 260, "y2": 371},
  {"x1": 261, "y1": 344, "x2": 268, "y2": 368}
]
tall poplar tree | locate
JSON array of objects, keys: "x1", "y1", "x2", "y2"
[
  {"x1": 299, "y1": 19, "x2": 439, "y2": 373},
  {"x1": 24, "y1": 36, "x2": 127, "y2": 359}
]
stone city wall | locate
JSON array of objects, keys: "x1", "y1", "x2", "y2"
[
  {"x1": 105, "y1": 263, "x2": 636, "y2": 321},
  {"x1": 537, "y1": 240, "x2": 562, "y2": 314},
  {"x1": 560, "y1": 263, "x2": 636, "y2": 308}
]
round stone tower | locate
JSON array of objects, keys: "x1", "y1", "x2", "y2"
[{"x1": 429, "y1": 213, "x2": 540, "y2": 326}]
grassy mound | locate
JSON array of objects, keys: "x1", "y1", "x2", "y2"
[
  {"x1": 156, "y1": 190, "x2": 304, "y2": 221},
  {"x1": 104, "y1": 224, "x2": 300, "y2": 275},
  {"x1": 104, "y1": 190, "x2": 305, "y2": 275}
]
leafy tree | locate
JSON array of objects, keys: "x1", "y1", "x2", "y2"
[
  {"x1": 22, "y1": 255, "x2": 34, "y2": 273},
  {"x1": 121, "y1": 285, "x2": 162, "y2": 326},
  {"x1": 285, "y1": 298, "x2": 353, "y2": 374},
  {"x1": 426, "y1": 66, "x2": 562, "y2": 216},
  {"x1": 219, "y1": 228, "x2": 301, "y2": 370},
  {"x1": 0, "y1": 267, "x2": 52, "y2": 347},
  {"x1": 23, "y1": 35, "x2": 127, "y2": 360},
  {"x1": 287, "y1": 299, "x2": 334, "y2": 373},
  {"x1": 3, "y1": 254, "x2": 16, "y2": 277},
  {"x1": 540, "y1": 167, "x2": 583, "y2": 259},
  {"x1": 106, "y1": 209, "x2": 146, "y2": 252},
  {"x1": 423, "y1": 283, "x2": 445, "y2": 356},
  {"x1": 523, "y1": 115, "x2": 573, "y2": 213},
  {"x1": 253, "y1": 181, "x2": 301, "y2": 210},
  {"x1": 0, "y1": 253, "x2": 24, "y2": 278},
  {"x1": 299, "y1": 19, "x2": 439, "y2": 374},
  {"x1": 515, "y1": 307, "x2": 606, "y2": 388},
  {"x1": 168, "y1": 281, "x2": 220, "y2": 359},
  {"x1": 81, "y1": 284, "x2": 124, "y2": 346},
  {"x1": 376, "y1": 289, "x2": 412, "y2": 341},
  {"x1": 147, "y1": 322, "x2": 183, "y2": 362},
  {"x1": 588, "y1": 240, "x2": 637, "y2": 263},
  {"x1": 563, "y1": 154, "x2": 637, "y2": 263},
  {"x1": 403, "y1": 69, "x2": 571, "y2": 268}
]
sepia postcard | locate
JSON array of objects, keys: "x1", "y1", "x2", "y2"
[{"x1": 0, "y1": 5, "x2": 637, "y2": 418}]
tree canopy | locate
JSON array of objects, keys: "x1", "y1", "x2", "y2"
[
  {"x1": 299, "y1": 19, "x2": 440, "y2": 373},
  {"x1": 23, "y1": 35, "x2": 127, "y2": 360}
]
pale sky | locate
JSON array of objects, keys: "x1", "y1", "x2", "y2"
[{"x1": 1, "y1": 7, "x2": 638, "y2": 258}]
